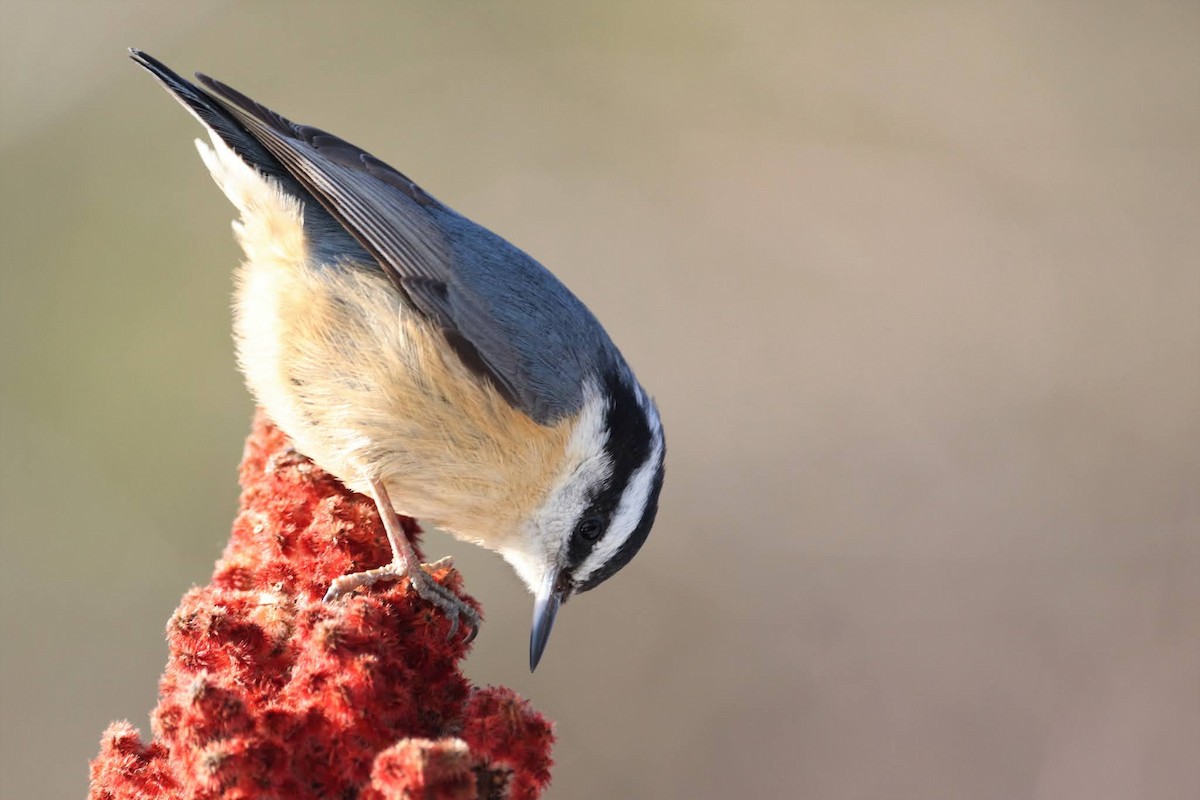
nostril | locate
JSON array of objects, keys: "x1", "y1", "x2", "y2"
[{"x1": 554, "y1": 570, "x2": 573, "y2": 598}]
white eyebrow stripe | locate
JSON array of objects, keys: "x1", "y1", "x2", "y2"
[
  {"x1": 572, "y1": 427, "x2": 664, "y2": 587},
  {"x1": 633, "y1": 383, "x2": 662, "y2": 438}
]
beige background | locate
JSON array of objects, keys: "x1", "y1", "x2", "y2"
[{"x1": 2, "y1": 3, "x2": 1198, "y2": 798}]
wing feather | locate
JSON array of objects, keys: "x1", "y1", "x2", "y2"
[
  {"x1": 196, "y1": 73, "x2": 450, "y2": 291},
  {"x1": 134, "y1": 55, "x2": 613, "y2": 423}
]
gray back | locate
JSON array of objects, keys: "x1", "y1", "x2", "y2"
[{"x1": 192, "y1": 69, "x2": 620, "y2": 424}]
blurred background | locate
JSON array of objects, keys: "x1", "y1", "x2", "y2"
[{"x1": 2, "y1": 2, "x2": 1198, "y2": 798}]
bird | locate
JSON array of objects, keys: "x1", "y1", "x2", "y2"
[{"x1": 128, "y1": 50, "x2": 665, "y2": 671}]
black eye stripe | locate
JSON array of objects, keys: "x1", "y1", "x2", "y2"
[
  {"x1": 576, "y1": 456, "x2": 663, "y2": 592},
  {"x1": 562, "y1": 368, "x2": 658, "y2": 580}
]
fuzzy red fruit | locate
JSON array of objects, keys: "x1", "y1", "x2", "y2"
[{"x1": 89, "y1": 412, "x2": 554, "y2": 799}]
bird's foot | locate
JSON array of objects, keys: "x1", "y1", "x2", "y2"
[
  {"x1": 323, "y1": 557, "x2": 479, "y2": 643},
  {"x1": 322, "y1": 562, "x2": 404, "y2": 602},
  {"x1": 408, "y1": 558, "x2": 479, "y2": 643}
]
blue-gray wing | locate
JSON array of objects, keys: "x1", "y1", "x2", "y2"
[{"x1": 191, "y1": 72, "x2": 614, "y2": 424}]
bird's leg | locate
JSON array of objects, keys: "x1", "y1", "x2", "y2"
[{"x1": 323, "y1": 478, "x2": 479, "y2": 642}]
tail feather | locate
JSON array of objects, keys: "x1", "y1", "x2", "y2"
[
  {"x1": 128, "y1": 48, "x2": 372, "y2": 268},
  {"x1": 128, "y1": 48, "x2": 296, "y2": 188}
]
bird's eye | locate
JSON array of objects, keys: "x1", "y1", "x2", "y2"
[{"x1": 576, "y1": 515, "x2": 604, "y2": 542}]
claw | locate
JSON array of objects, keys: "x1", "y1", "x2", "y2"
[
  {"x1": 321, "y1": 477, "x2": 481, "y2": 643},
  {"x1": 406, "y1": 563, "x2": 480, "y2": 643},
  {"x1": 322, "y1": 558, "x2": 479, "y2": 643},
  {"x1": 322, "y1": 561, "x2": 404, "y2": 603}
]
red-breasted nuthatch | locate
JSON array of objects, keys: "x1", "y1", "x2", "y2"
[{"x1": 130, "y1": 50, "x2": 665, "y2": 670}]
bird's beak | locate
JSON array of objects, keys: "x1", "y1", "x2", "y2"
[{"x1": 529, "y1": 579, "x2": 564, "y2": 672}]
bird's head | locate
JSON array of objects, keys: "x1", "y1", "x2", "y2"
[{"x1": 501, "y1": 369, "x2": 665, "y2": 671}]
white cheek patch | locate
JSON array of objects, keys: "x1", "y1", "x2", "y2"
[
  {"x1": 571, "y1": 429, "x2": 664, "y2": 587},
  {"x1": 508, "y1": 383, "x2": 611, "y2": 595}
]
